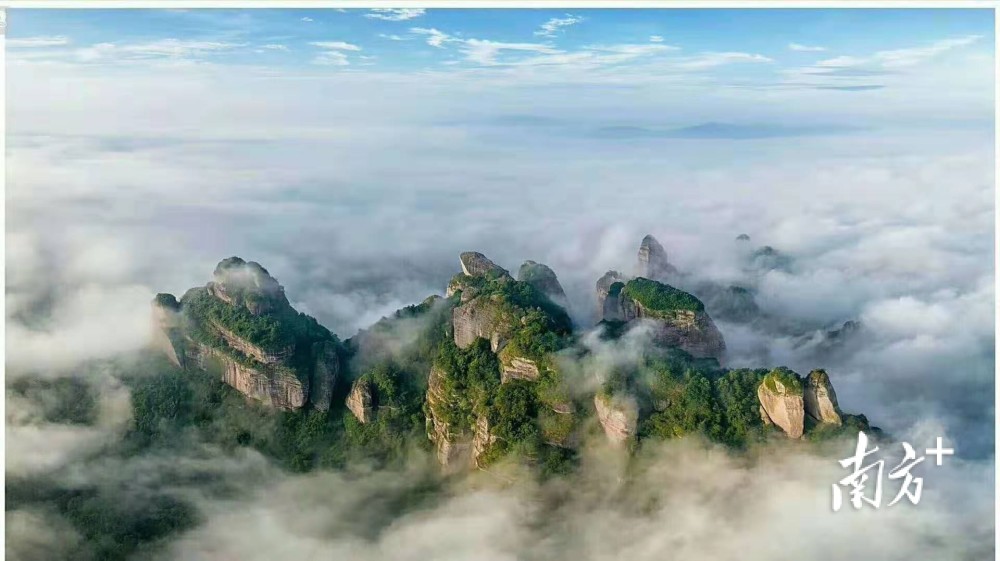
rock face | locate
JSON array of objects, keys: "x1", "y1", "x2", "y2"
[
  {"x1": 459, "y1": 252, "x2": 509, "y2": 278},
  {"x1": 426, "y1": 366, "x2": 474, "y2": 473},
  {"x1": 452, "y1": 297, "x2": 506, "y2": 351},
  {"x1": 208, "y1": 257, "x2": 290, "y2": 316},
  {"x1": 803, "y1": 369, "x2": 842, "y2": 426},
  {"x1": 616, "y1": 279, "x2": 726, "y2": 360},
  {"x1": 150, "y1": 257, "x2": 343, "y2": 412},
  {"x1": 472, "y1": 415, "x2": 496, "y2": 468},
  {"x1": 193, "y1": 344, "x2": 308, "y2": 409},
  {"x1": 346, "y1": 378, "x2": 375, "y2": 424},
  {"x1": 518, "y1": 260, "x2": 568, "y2": 305},
  {"x1": 309, "y1": 341, "x2": 340, "y2": 411},
  {"x1": 596, "y1": 270, "x2": 627, "y2": 322},
  {"x1": 637, "y1": 234, "x2": 678, "y2": 279},
  {"x1": 151, "y1": 295, "x2": 184, "y2": 368},
  {"x1": 594, "y1": 393, "x2": 638, "y2": 444},
  {"x1": 757, "y1": 369, "x2": 805, "y2": 438},
  {"x1": 499, "y1": 346, "x2": 541, "y2": 383}
]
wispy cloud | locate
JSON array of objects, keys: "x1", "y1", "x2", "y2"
[
  {"x1": 379, "y1": 34, "x2": 407, "y2": 41},
  {"x1": 410, "y1": 27, "x2": 458, "y2": 49},
  {"x1": 462, "y1": 39, "x2": 559, "y2": 66},
  {"x1": 300, "y1": 17, "x2": 314, "y2": 23},
  {"x1": 675, "y1": 51, "x2": 774, "y2": 70},
  {"x1": 650, "y1": 36, "x2": 664, "y2": 43},
  {"x1": 815, "y1": 35, "x2": 983, "y2": 70},
  {"x1": 309, "y1": 41, "x2": 361, "y2": 52},
  {"x1": 7, "y1": 36, "x2": 71, "y2": 48},
  {"x1": 534, "y1": 14, "x2": 584, "y2": 38},
  {"x1": 70, "y1": 39, "x2": 243, "y2": 63},
  {"x1": 309, "y1": 41, "x2": 362, "y2": 66},
  {"x1": 261, "y1": 44, "x2": 289, "y2": 51},
  {"x1": 789, "y1": 42, "x2": 826, "y2": 52},
  {"x1": 365, "y1": 8, "x2": 426, "y2": 22}
]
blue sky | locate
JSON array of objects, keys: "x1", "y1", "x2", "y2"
[
  {"x1": 5, "y1": 8, "x2": 995, "y2": 138},
  {"x1": 7, "y1": 8, "x2": 993, "y2": 74}
]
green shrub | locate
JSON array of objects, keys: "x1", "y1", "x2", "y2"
[{"x1": 622, "y1": 278, "x2": 705, "y2": 313}]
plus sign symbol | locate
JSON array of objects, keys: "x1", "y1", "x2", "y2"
[{"x1": 925, "y1": 437, "x2": 954, "y2": 466}]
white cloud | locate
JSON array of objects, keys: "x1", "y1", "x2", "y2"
[
  {"x1": 379, "y1": 34, "x2": 406, "y2": 41},
  {"x1": 410, "y1": 27, "x2": 457, "y2": 49},
  {"x1": 365, "y1": 8, "x2": 426, "y2": 21},
  {"x1": 675, "y1": 51, "x2": 774, "y2": 69},
  {"x1": 309, "y1": 41, "x2": 362, "y2": 52},
  {"x1": 309, "y1": 41, "x2": 361, "y2": 66},
  {"x1": 301, "y1": 16, "x2": 314, "y2": 22},
  {"x1": 68, "y1": 39, "x2": 243, "y2": 63},
  {"x1": 461, "y1": 39, "x2": 559, "y2": 66},
  {"x1": 788, "y1": 42, "x2": 826, "y2": 52},
  {"x1": 650, "y1": 36, "x2": 664, "y2": 43},
  {"x1": 815, "y1": 35, "x2": 983, "y2": 70},
  {"x1": 261, "y1": 44, "x2": 289, "y2": 51},
  {"x1": 7, "y1": 36, "x2": 71, "y2": 48},
  {"x1": 875, "y1": 34, "x2": 983, "y2": 67},
  {"x1": 535, "y1": 14, "x2": 584, "y2": 38}
]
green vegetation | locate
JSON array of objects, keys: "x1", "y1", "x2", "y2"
[
  {"x1": 762, "y1": 367, "x2": 803, "y2": 395},
  {"x1": 8, "y1": 376, "x2": 98, "y2": 425},
  {"x1": 181, "y1": 287, "x2": 336, "y2": 372},
  {"x1": 153, "y1": 292, "x2": 180, "y2": 309},
  {"x1": 433, "y1": 338, "x2": 502, "y2": 430},
  {"x1": 608, "y1": 281, "x2": 624, "y2": 297},
  {"x1": 622, "y1": 278, "x2": 705, "y2": 313},
  {"x1": 342, "y1": 364, "x2": 428, "y2": 461}
]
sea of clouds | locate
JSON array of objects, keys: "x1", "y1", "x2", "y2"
[{"x1": 5, "y1": 35, "x2": 995, "y2": 560}]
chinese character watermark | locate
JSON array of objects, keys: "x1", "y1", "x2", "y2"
[{"x1": 832, "y1": 432, "x2": 953, "y2": 511}]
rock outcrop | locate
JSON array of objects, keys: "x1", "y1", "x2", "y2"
[
  {"x1": 452, "y1": 297, "x2": 507, "y2": 351},
  {"x1": 459, "y1": 251, "x2": 509, "y2": 278},
  {"x1": 151, "y1": 257, "x2": 343, "y2": 412},
  {"x1": 616, "y1": 278, "x2": 726, "y2": 360},
  {"x1": 346, "y1": 378, "x2": 374, "y2": 424},
  {"x1": 208, "y1": 257, "x2": 290, "y2": 316},
  {"x1": 757, "y1": 368, "x2": 805, "y2": 438},
  {"x1": 499, "y1": 345, "x2": 541, "y2": 383},
  {"x1": 517, "y1": 260, "x2": 568, "y2": 305},
  {"x1": 637, "y1": 234, "x2": 678, "y2": 279},
  {"x1": 596, "y1": 270, "x2": 627, "y2": 322},
  {"x1": 594, "y1": 393, "x2": 638, "y2": 444},
  {"x1": 804, "y1": 369, "x2": 842, "y2": 426}
]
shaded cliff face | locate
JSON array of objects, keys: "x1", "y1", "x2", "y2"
[
  {"x1": 636, "y1": 234, "x2": 678, "y2": 280},
  {"x1": 150, "y1": 257, "x2": 344, "y2": 411},
  {"x1": 596, "y1": 270, "x2": 626, "y2": 322},
  {"x1": 517, "y1": 260, "x2": 569, "y2": 307}
]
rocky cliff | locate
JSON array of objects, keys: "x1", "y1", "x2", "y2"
[
  {"x1": 518, "y1": 260, "x2": 568, "y2": 306},
  {"x1": 594, "y1": 393, "x2": 638, "y2": 444},
  {"x1": 613, "y1": 278, "x2": 726, "y2": 361},
  {"x1": 150, "y1": 257, "x2": 343, "y2": 411},
  {"x1": 150, "y1": 248, "x2": 875, "y2": 475},
  {"x1": 637, "y1": 234, "x2": 678, "y2": 280},
  {"x1": 804, "y1": 369, "x2": 842, "y2": 426},
  {"x1": 757, "y1": 368, "x2": 806, "y2": 438}
]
